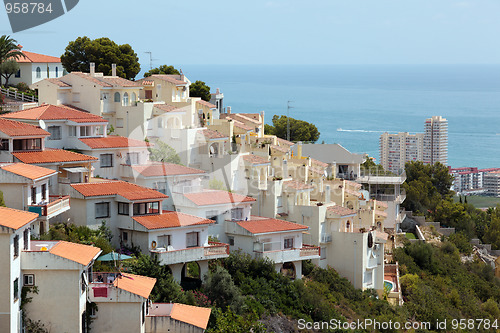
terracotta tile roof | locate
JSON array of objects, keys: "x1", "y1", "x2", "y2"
[
  {"x1": 79, "y1": 136, "x2": 148, "y2": 149},
  {"x1": 133, "y1": 211, "x2": 213, "y2": 230},
  {"x1": 184, "y1": 190, "x2": 256, "y2": 206},
  {"x1": 344, "y1": 188, "x2": 361, "y2": 197},
  {"x1": 310, "y1": 158, "x2": 328, "y2": 168},
  {"x1": 71, "y1": 181, "x2": 168, "y2": 201},
  {"x1": 131, "y1": 162, "x2": 205, "y2": 177},
  {"x1": 113, "y1": 273, "x2": 156, "y2": 299},
  {"x1": 13, "y1": 149, "x2": 98, "y2": 164},
  {"x1": 283, "y1": 180, "x2": 314, "y2": 191},
  {"x1": 270, "y1": 144, "x2": 289, "y2": 153},
  {"x1": 309, "y1": 166, "x2": 325, "y2": 175},
  {"x1": 1, "y1": 163, "x2": 56, "y2": 180},
  {"x1": 0, "y1": 207, "x2": 38, "y2": 230},
  {"x1": 237, "y1": 217, "x2": 308, "y2": 234},
  {"x1": 277, "y1": 137, "x2": 294, "y2": 147},
  {"x1": 70, "y1": 72, "x2": 112, "y2": 87},
  {"x1": 375, "y1": 210, "x2": 388, "y2": 218},
  {"x1": 170, "y1": 303, "x2": 212, "y2": 329},
  {"x1": 327, "y1": 205, "x2": 357, "y2": 217},
  {"x1": 49, "y1": 241, "x2": 101, "y2": 266},
  {"x1": 1, "y1": 104, "x2": 106, "y2": 123},
  {"x1": 345, "y1": 180, "x2": 362, "y2": 189},
  {"x1": 0, "y1": 118, "x2": 50, "y2": 137},
  {"x1": 200, "y1": 129, "x2": 227, "y2": 139},
  {"x1": 46, "y1": 78, "x2": 71, "y2": 87},
  {"x1": 154, "y1": 104, "x2": 184, "y2": 113},
  {"x1": 374, "y1": 200, "x2": 388, "y2": 208},
  {"x1": 148, "y1": 74, "x2": 187, "y2": 85},
  {"x1": 230, "y1": 118, "x2": 253, "y2": 131},
  {"x1": 242, "y1": 154, "x2": 270, "y2": 165},
  {"x1": 17, "y1": 50, "x2": 61, "y2": 63},
  {"x1": 196, "y1": 100, "x2": 216, "y2": 108},
  {"x1": 100, "y1": 77, "x2": 142, "y2": 87},
  {"x1": 141, "y1": 80, "x2": 154, "y2": 86},
  {"x1": 231, "y1": 113, "x2": 261, "y2": 125}
]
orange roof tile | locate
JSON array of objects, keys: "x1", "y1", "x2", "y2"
[
  {"x1": 195, "y1": 100, "x2": 216, "y2": 108},
  {"x1": 131, "y1": 162, "x2": 205, "y2": 177},
  {"x1": 133, "y1": 211, "x2": 213, "y2": 230},
  {"x1": 154, "y1": 104, "x2": 184, "y2": 113},
  {"x1": 46, "y1": 78, "x2": 71, "y2": 87},
  {"x1": 345, "y1": 188, "x2": 361, "y2": 197},
  {"x1": 1, "y1": 104, "x2": 106, "y2": 123},
  {"x1": 13, "y1": 149, "x2": 97, "y2": 164},
  {"x1": 100, "y1": 77, "x2": 142, "y2": 87},
  {"x1": 113, "y1": 273, "x2": 156, "y2": 299},
  {"x1": 231, "y1": 113, "x2": 261, "y2": 125},
  {"x1": 242, "y1": 154, "x2": 270, "y2": 165},
  {"x1": 310, "y1": 158, "x2": 328, "y2": 168},
  {"x1": 0, "y1": 207, "x2": 38, "y2": 230},
  {"x1": 170, "y1": 303, "x2": 212, "y2": 329},
  {"x1": 270, "y1": 144, "x2": 289, "y2": 153},
  {"x1": 0, "y1": 118, "x2": 50, "y2": 137},
  {"x1": 200, "y1": 129, "x2": 227, "y2": 140},
  {"x1": 79, "y1": 136, "x2": 148, "y2": 149},
  {"x1": 71, "y1": 181, "x2": 168, "y2": 201},
  {"x1": 237, "y1": 217, "x2": 308, "y2": 234},
  {"x1": 327, "y1": 205, "x2": 357, "y2": 217},
  {"x1": 184, "y1": 190, "x2": 255, "y2": 206},
  {"x1": 49, "y1": 241, "x2": 101, "y2": 266},
  {"x1": 17, "y1": 50, "x2": 60, "y2": 63},
  {"x1": 229, "y1": 118, "x2": 253, "y2": 131},
  {"x1": 345, "y1": 180, "x2": 362, "y2": 189},
  {"x1": 147, "y1": 75, "x2": 187, "y2": 85},
  {"x1": 1, "y1": 163, "x2": 56, "y2": 180},
  {"x1": 277, "y1": 137, "x2": 294, "y2": 147},
  {"x1": 283, "y1": 180, "x2": 314, "y2": 191}
]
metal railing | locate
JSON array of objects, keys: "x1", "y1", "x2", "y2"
[
  {"x1": 1, "y1": 87, "x2": 38, "y2": 103},
  {"x1": 28, "y1": 195, "x2": 70, "y2": 216}
]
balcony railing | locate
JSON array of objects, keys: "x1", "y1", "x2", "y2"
[
  {"x1": 320, "y1": 233, "x2": 332, "y2": 243},
  {"x1": 254, "y1": 245, "x2": 320, "y2": 263},
  {"x1": 172, "y1": 184, "x2": 203, "y2": 194},
  {"x1": 151, "y1": 241, "x2": 229, "y2": 265},
  {"x1": 370, "y1": 189, "x2": 406, "y2": 203},
  {"x1": 27, "y1": 195, "x2": 70, "y2": 217}
]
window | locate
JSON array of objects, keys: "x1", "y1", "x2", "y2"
[
  {"x1": 68, "y1": 126, "x2": 77, "y2": 137},
  {"x1": 133, "y1": 202, "x2": 159, "y2": 216},
  {"x1": 284, "y1": 237, "x2": 294, "y2": 249},
  {"x1": 95, "y1": 202, "x2": 110, "y2": 218},
  {"x1": 131, "y1": 92, "x2": 137, "y2": 104},
  {"x1": 80, "y1": 126, "x2": 92, "y2": 137},
  {"x1": 125, "y1": 152, "x2": 139, "y2": 165},
  {"x1": 118, "y1": 202, "x2": 129, "y2": 215},
  {"x1": 24, "y1": 228, "x2": 29, "y2": 250},
  {"x1": 47, "y1": 126, "x2": 62, "y2": 140},
  {"x1": 100, "y1": 154, "x2": 113, "y2": 168},
  {"x1": 277, "y1": 196, "x2": 283, "y2": 208},
  {"x1": 123, "y1": 92, "x2": 129, "y2": 106},
  {"x1": 116, "y1": 118, "x2": 124, "y2": 128},
  {"x1": 206, "y1": 210, "x2": 219, "y2": 224},
  {"x1": 228, "y1": 236, "x2": 234, "y2": 246},
  {"x1": 121, "y1": 231, "x2": 128, "y2": 242},
  {"x1": 15, "y1": 69, "x2": 20, "y2": 78},
  {"x1": 31, "y1": 186, "x2": 37, "y2": 204},
  {"x1": 72, "y1": 93, "x2": 80, "y2": 103},
  {"x1": 231, "y1": 208, "x2": 243, "y2": 221},
  {"x1": 145, "y1": 90, "x2": 152, "y2": 99},
  {"x1": 158, "y1": 235, "x2": 171, "y2": 248},
  {"x1": 14, "y1": 278, "x2": 19, "y2": 300},
  {"x1": 13, "y1": 138, "x2": 41, "y2": 151},
  {"x1": 186, "y1": 232, "x2": 199, "y2": 248},
  {"x1": 0, "y1": 139, "x2": 9, "y2": 150},
  {"x1": 320, "y1": 247, "x2": 327, "y2": 260},
  {"x1": 55, "y1": 67, "x2": 58, "y2": 78},
  {"x1": 41, "y1": 184, "x2": 46, "y2": 200},
  {"x1": 155, "y1": 182, "x2": 167, "y2": 194},
  {"x1": 36, "y1": 67, "x2": 41, "y2": 78},
  {"x1": 14, "y1": 235, "x2": 19, "y2": 258},
  {"x1": 114, "y1": 92, "x2": 121, "y2": 102},
  {"x1": 23, "y1": 274, "x2": 34, "y2": 286}
]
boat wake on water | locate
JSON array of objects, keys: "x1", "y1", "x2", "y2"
[{"x1": 336, "y1": 128, "x2": 386, "y2": 133}]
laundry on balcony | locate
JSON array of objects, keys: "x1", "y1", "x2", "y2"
[{"x1": 92, "y1": 286, "x2": 108, "y2": 297}]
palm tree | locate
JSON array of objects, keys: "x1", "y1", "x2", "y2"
[{"x1": 0, "y1": 35, "x2": 25, "y2": 86}]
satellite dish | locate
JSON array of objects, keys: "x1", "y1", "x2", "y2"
[{"x1": 39, "y1": 119, "x2": 46, "y2": 129}]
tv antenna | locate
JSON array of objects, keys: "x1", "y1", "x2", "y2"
[
  {"x1": 144, "y1": 51, "x2": 158, "y2": 71},
  {"x1": 287, "y1": 100, "x2": 294, "y2": 141}
]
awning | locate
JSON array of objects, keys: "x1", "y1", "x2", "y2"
[{"x1": 62, "y1": 167, "x2": 88, "y2": 173}]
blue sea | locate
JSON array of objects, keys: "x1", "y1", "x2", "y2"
[{"x1": 180, "y1": 64, "x2": 500, "y2": 169}]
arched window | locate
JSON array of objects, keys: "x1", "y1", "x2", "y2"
[
  {"x1": 346, "y1": 221, "x2": 351, "y2": 232},
  {"x1": 55, "y1": 67, "x2": 58, "y2": 78},
  {"x1": 114, "y1": 92, "x2": 121, "y2": 102},
  {"x1": 36, "y1": 67, "x2": 41, "y2": 78},
  {"x1": 131, "y1": 92, "x2": 137, "y2": 104},
  {"x1": 123, "y1": 92, "x2": 129, "y2": 106}
]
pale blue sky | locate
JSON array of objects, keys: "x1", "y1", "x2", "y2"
[{"x1": 1, "y1": 0, "x2": 500, "y2": 68}]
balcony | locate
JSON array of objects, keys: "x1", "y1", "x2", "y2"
[
  {"x1": 320, "y1": 233, "x2": 332, "y2": 243},
  {"x1": 172, "y1": 184, "x2": 203, "y2": 194},
  {"x1": 371, "y1": 189, "x2": 406, "y2": 203},
  {"x1": 28, "y1": 195, "x2": 70, "y2": 218},
  {"x1": 254, "y1": 244, "x2": 320, "y2": 263},
  {"x1": 151, "y1": 241, "x2": 229, "y2": 265}
]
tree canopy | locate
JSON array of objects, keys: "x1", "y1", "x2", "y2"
[
  {"x1": 0, "y1": 35, "x2": 25, "y2": 86},
  {"x1": 265, "y1": 115, "x2": 320, "y2": 143},
  {"x1": 189, "y1": 80, "x2": 211, "y2": 102},
  {"x1": 144, "y1": 65, "x2": 180, "y2": 77},
  {"x1": 148, "y1": 140, "x2": 181, "y2": 164},
  {"x1": 60, "y1": 37, "x2": 140, "y2": 80},
  {"x1": 0, "y1": 59, "x2": 19, "y2": 86}
]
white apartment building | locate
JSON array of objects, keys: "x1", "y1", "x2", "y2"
[
  {"x1": 379, "y1": 132, "x2": 424, "y2": 174},
  {"x1": 423, "y1": 116, "x2": 448, "y2": 166}
]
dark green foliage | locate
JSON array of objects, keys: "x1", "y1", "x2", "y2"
[
  {"x1": 0, "y1": 59, "x2": 19, "y2": 86},
  {"x1": 189, "y1": 80, "x2": 211, "y2": 102},
  {"x1": 447, "y1": 232, "x2": 473, "y2": 255},
  {"x1": 144, "y1": 64, "x2": 180, "y2": 77},
  {"x1": 265, "y1": 115, "x2": 320, "y2": 143},
  {"x1": 0, "y1": 190, "x2": 5, "y2": 206},
  {"x1": 0, "y1": 35, "x2": 25, "y2": 85},
  {"x1": 60, "y1": 36, "x2": 140, "y2": 80},
  {"x1": 204, "y1": 265, "x2": 245, "y2": 313},
  {"x1": 148, "y1": 140, "x2": 181, "y2": 164},
  {"x1": 206, "y1": 308, "x2": 267, "y2": 333}
]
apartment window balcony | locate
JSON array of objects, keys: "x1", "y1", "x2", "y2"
[
  {"x1": 320, "y1": 233, "x2": 332, "y2": 243},
  {"x1": 27, "y1": 195, "x2": 70, "y2": 217},
  {"x1": 253, "y1": 244, "x2": 320, "y2": 263},
  {"x1": 151, "y1": 241, "x2": 229, "y2": 265}
]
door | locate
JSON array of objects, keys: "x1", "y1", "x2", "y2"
[{"x1": 101, "y1": 92, "x2": 110, "y2": 113}]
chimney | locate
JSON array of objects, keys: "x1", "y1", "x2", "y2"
[
  {"x1": 112, "y1": 63, "x2": 117, "y2": 76},
  {"x1": 325, "y1": 185, "x2": 331, "y2": 203},
  {"x1": 297, "y1": 141, "x2": 303, "y2": 158},
  {"x1": 216, "y1": 88, "x2": 220, "y2": 94},
  {"x1": 90, "y1": 62, "x2": 95, "y2": 76},
  {"x1": 227, "y1": 106, "x2": 231, "y2": 114}
]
